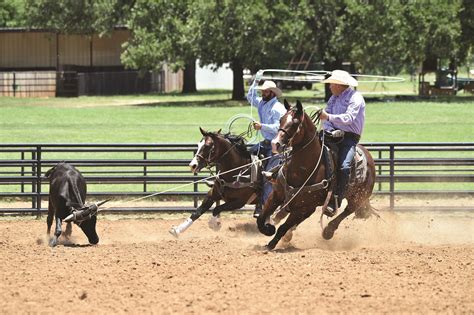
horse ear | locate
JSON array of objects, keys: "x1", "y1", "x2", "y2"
[
  {"x1": 199, "y1": 127, "x2": 208, "y2": 136},
  {"x1": 283, "y1": 99, "x2": 291, "y2": 111},
  {"x1": 217, "y1": 128, "x2": 222, "y2": 134},
  {"x1": 296, "y1": 100, "x2": 304, "y2": 117}
]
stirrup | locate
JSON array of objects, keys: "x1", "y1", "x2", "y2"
[{"x1": 323, "y1": 195, "x2": 339, "y2": 217}]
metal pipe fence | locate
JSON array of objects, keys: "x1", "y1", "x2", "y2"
[
  {"x1": 0, "y1": 143, "x2": 472, "y2": 214},
  {"x1": 0, "y1": 70, "x2": 166, "y2": 97}
]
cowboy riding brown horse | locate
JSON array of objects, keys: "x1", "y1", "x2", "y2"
[
  {"x1": 257, "y1": 100, "x2": 376, "y2": 249},
  {"x1": 170, "y1": 127, "x2": 261, "y2": 237}
]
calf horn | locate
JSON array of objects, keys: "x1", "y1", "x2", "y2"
[{"x1": 64, "y1": 199, "x2": 110, "y2": 223}]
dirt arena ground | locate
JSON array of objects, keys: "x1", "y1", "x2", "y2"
[{"x1": 0, "y1": 206, "x2": 473, "y2": 314}]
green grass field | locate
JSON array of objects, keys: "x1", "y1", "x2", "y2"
[
  {"x1": 0, "y1": 91, "x2": 473, "y2": 144},
  {"x1": 0, "y1": 91, "x2": 472, "y2": 196}
]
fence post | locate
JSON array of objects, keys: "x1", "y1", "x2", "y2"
[
  {"x1": 143, "y1": 151, "x2": 147, "y2": 193},
  {"x1": 31, "y1": 149, "x2": 36, "y2": 210},
  {"x1": 193, "y1": 149, "x2": 198, "y2": 208},
  {"x1": 389, "y1": 144, "x2": 395, "y2": 210},
  {"x1": 20, "y1": 151, "x2": 25, "y2": 193},
  {"x1": 12, "y1": 72, "x2": 18, "y2": 97},
  {"x1": 378, "y1": 150, "x2": 382, "y2": 192},
  {"x1": 36, "y1": 146, "x2": 42, "y2": 217}
]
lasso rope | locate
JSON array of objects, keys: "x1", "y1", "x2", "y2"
[
  {"x1": 97, "y1": 149, "x2": 288, "y2": 212},
  {"x1": 257, "y1": 69, "x2": 405, "y2": 83}
]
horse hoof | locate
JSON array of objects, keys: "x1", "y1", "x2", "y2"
[
  {"x1": 265, "y1": 242, "x2": 276, "y2": 251},
  {"x1": 261, "y1": 224, "x2": 275, "y2": 236},
  {"x1": 322, "y1": 226, "x2": 335, "y2": 240},
  {"x1": 208, "y1": 216, "x2": 222, "y2": 231}
]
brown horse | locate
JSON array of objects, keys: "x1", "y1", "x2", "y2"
[
  {"x1": 257, "y1": 100, "x2": 376, "y2": 249},
  {"x1": 170, "y1": 127, "x2": 261, "y2": 237}
]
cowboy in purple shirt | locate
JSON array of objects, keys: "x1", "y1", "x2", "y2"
[{"x1": 319, "y1": 70, "x2": 366, "y2": 216}]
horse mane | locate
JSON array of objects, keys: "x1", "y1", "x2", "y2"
[{"x1": 222, "y1": 133, "x2": 251, "y2": 159}]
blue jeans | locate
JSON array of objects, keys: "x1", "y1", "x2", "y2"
[
  {"x1": 335, "y1": 137, "x2": 357, "y2": 202},
  {"x1": 250, "y1": 141, "x2": 280, "y2": 206}
]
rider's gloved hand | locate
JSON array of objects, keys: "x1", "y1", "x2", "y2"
[
  {"x1": 255, "y1": 70, "x2": 264, "y2": 82},
  {"x1": 320, "y1": 109, "x2": 329, "y2": 121}
]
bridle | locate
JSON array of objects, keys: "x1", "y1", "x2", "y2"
[
  {"x1": 195, "y1": 136, "x2": 237, "y2": 169},
  {"x1": 277, "y1": 108, "x2": 321, "y2": 153}
]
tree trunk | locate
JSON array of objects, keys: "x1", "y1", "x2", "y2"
[
  {"x1": 231, "y1": 59, "x2": 245, "y2": 100},
  {"x1": 182, "y1": 59, "x2": 197, "y2": 93},
  {"x1": 323, "y1": 58, "x2": 343, "y2": 102}
]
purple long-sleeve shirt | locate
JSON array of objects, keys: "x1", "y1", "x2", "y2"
[{"x1": 323, "y1": 87, "x2": 365, "y2": 136}]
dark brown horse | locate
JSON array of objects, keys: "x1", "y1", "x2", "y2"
[
  {"x1": 170, "y1": 127, "x2": 261, "y2": 237},
  {"x1": 257, "y1": 100, "x2": 376, "y2": 249}
]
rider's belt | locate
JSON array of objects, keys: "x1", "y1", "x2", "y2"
[{"x1": 344, "y1": 131, "x2": 361, "y2": 143}]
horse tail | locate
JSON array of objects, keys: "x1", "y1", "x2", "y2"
[{"x1": 354, "y1": 199, "x2": 380, "y2": 219}]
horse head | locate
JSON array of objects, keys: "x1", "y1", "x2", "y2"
[
  {"x1": 189, "y1": 127, "x2": 223, "y2": 173},
  {"x1": 272, "y1": 99, "x2": 306, "y2": 154}
]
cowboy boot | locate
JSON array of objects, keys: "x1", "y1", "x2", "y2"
[
  {"x1": 324, "y1": 168, "x2": 350, "y2": 217},
  {"x1": 253, "y1": 201, "x2": 262, "y2": 218}
]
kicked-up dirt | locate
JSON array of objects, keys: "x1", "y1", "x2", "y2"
[{"x1": 0, "y1": 209, "x2": 473, "y2": 314}]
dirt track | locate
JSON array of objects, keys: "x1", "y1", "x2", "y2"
[{"x1": 0, "y1": 210, "x2": 473, "y2": 314}]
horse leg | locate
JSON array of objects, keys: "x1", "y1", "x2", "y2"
[
  {"x1": 208, "y1": 200, "x2": 246, "y2": 231},
  {"x1": 281, "y1": 225, "x2": 296, "y2": 244},
  {"x1": 272, "y1": 207, "x2": 289, "y2": 225},
  {"x1": 169, "y1": 196, "x2": 215, "y2": 237},
  {"x1": 257, "y1": 192, "x2": 283, "y2": 236},
  {"x1": 322, "y1": 205, "x2": 355, "y2": 240},
  {"x1": 267, "y1": 208, "x2": 315, "y2": 250}
]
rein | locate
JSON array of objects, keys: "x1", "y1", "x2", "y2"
[{"x1": 278, "y1": 132, "x2": 327, "y2": 210}]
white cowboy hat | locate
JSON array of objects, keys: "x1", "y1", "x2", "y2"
[
  {"x1": 323, "y1": 70, "x2": 358, "y2": 87},
  {"x1": 256, "y1": 80, "x2": 282, "y2": 97}
]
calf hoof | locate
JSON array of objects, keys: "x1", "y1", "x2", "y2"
[
  {"x1": 322, "y1": 226, "x2": 335, "y2": 240},
  {"x1": 49, "y1": 237, "x2": 58, "y2": 247}
]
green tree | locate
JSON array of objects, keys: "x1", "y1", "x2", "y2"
[
  {"x1": 294, "y1": 0, "x2": 465, "y2": 99},
  {"x1": 192, "y1": 0, "x2": 299, "y2": 99},
  {"x1": 24, "y1": 0, "x2": 134, "y2": 34},
  {"x1": 25, "y1": 0, "x2": 96, "y2": 34},
  {"x1": 343, "y1": 1, "x2": 409, "y2": 75},
  {"x1": 407, "y1": 1, "x2": 461, "y2": 67},
  {"x1": 0, "y1": 0, "x2": 25, "y2": 27},
  {"x1": 122, "y1": 0, "x2": 198, "y2": 93},
  {"x1": 459, "y1": 0, "x2": 474, "y2": 62},
  {"x1": 0, "y1": 1, "x2": 16, "y2": 27}
]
